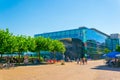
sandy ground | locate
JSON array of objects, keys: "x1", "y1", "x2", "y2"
[{"x1": 0, "y1": 60, "x2": 120, "y2": 80}]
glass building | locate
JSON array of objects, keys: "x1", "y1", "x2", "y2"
[
  {"x1": 34, "y1": 27, "x2": 109, "y2": 59},
  {"x1": 106, "y1": 34, "x2": 120, "y2": 51}
]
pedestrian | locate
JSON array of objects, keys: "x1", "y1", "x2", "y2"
[
  {"x1": 24, "y1": 55, "x2": 29, "y2": 65},
  {"x1": 77, "y1": 58, "x2": 79, "y2": 64},
  {"x1": 80, "y1": 53, "x2": 85, "y2": 65},
  {"x1": 84, "y1": 53, "x2": 88, "y2": 64}
]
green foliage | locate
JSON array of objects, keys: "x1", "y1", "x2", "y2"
[
  {"x1": 39, "y1": 56, "x2": 44, "y2": 62},
  {"x1": 50, "y1": 40, "x2": 66, "y2": 54},
  {"x1": 35, "y1": 37, "x2": 46, "y2": 51},
  {"x1": 34, "y1": 36, "x2": 66, "y2": 60},
  {"x1": 34, "y1": 37, "x2": 50, "y2": 60},
  {"x1": 26, "y1": 36, "x2": 36, "y2": 52},
  {"x1": 0, "y1": 28, "x2": 66, "y2": 62},
  {"x1": 116, "y1": 45, "x2": 120, "y2": 52},
  {"x1": 103, "y1": 48, "x2": 111, "y2": 54},
  {"x1": 0, "y1": 28, "x2": 13, "y2": 56},
  {"x1": 15, "y1": 35, "x2": 28, "y2": 53}
]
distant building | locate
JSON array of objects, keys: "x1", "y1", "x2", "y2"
[
  {"x1": 110, "y1": 34, "x2": 120, "y2": 39},
  {"x1": 106, "y1": 34, "x2": 120, "y2": 51},
  {"x1": 35, "y1": 27, "x2": 109, "y2": 59}
]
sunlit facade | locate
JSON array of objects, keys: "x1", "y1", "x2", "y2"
[
  {"x1": 34, "y1": 27, "x2": 109, "y2": 59},
  {"x1": 106, "y1": 34, "x2": 120, "y2": 51}
]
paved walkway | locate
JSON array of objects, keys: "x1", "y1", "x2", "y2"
[{"x1": 0, "y1": 60, "x2": 120, "y2": 80}]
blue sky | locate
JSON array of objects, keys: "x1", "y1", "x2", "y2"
[{"x1": 0, "y1": 0, "x2": 120, "y2": 37}]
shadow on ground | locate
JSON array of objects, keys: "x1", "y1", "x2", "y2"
[{"x1": 91, "y1": 65, "x2": 120, "y2": 72}]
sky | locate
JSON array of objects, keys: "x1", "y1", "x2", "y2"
[{"x1": 0, "y1": 0, "x2": 120, "y2": 37}]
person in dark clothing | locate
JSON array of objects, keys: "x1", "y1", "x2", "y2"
[
  {"x1": 80, "y1": 53, "x2": 85, "y2": 65},
  {"x1": 84, "y1": 53, "x2": 88, "y2": 64}
]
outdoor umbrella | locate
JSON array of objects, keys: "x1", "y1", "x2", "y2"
[
  {"x1": 106, "y1": 51, "x2": 120, "y2": 58},
  {"x1": 116, "y1": 54, "x2": 120, "y2": 57}
]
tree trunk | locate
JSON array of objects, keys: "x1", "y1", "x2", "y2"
[
  {"x1": 0, "y1": 52, "x2": 3, "y2": 58},
  {"x1": 53, "y1": 51, "x2": 56, "y2": 60},
  {"x1": 38, "y1": 51, "x2": 40, "y2": 61},
  {"x1": 0, "y1": 54, "x2": 2, "y2": 58},
  {"x1": 0, "y1": 53, "x2": 3, "y2": 58},
  {"x1": 18, "y1": 52, "x2": 21, "y2": 64}
]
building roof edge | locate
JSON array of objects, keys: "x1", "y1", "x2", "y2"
[{"x1": 90, "y1": 28, "x2": 110, "y2": 37}]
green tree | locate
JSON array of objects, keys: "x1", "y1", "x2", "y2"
[
  {"x1": 0, "y1": 28, "x2": 13, "y2": 57},
  {"x1": 15, "y1": 35, "x2": 28, "y2": 63},
  {"x1": 103, "y1": 48, "x2": 111, "y2": 54},
  {"x1": 34, "y1": 37, "x2": 48, "y2": 60},
  {"x1": 50, "y1": 40, "x2": 66, "y2": 59},
  {"x1": 27, "y1": 36, "x2": 36, "y2": 52},
  {"x1": 56, "y1": 41, "x2": 66, "y2": 54},
  {"x1": 116, "y1": 45, "x2": 120, "y2": 52},
  {"x1": 0, "y1": 29, "x2": 6, "y2": 57},
  {"x1": 0, "y1": 28, "x2": 66, "y2": 63}
]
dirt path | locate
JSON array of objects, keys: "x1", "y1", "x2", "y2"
[{"x1": 0, "y1": 60, "x2": 120, "y2": 80}]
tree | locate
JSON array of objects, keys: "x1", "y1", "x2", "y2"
[
  {"x1": 34, "y1": 37, "x2": 48, "y2": 60},
  {"x1": 0, "y1": 28, "x2": 66, "y2": 63},
  {"x1": 0, "y1": 29, "x2": 6, "y2": 57},
  {"x1": 56, "y1": 41, "x2": 66, "y2": 54},
  {"x1": 26, "y1": 36, "x2": 36, "y2": 52},
  {"x1": 103, "y1": 48, "x2": 111, "y2": 54},
  {"x1": 15, "y1": 35, "x2": 28, "y2": 63},
  {"x1": 49, "y1": 40, "x2": 66, "y2": 59},
  {"x1": 34, "y1": 37, "x2": 66, "y2": 61},
  {"x1": 0, "y1": 28, "x2": 13, "y2": 57},
  {"x1": 116, "y1": 45, "x2": 120, "y2": 52}
]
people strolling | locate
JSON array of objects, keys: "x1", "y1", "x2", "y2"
[{"x1": 80, "y1": 53, "x2": 88, "y2": 65}]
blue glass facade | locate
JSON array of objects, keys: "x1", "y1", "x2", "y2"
[
  {"x1": 34, "y1": 27, "x2": 109, "y2": 59},
  {"x1": 85, "y1": 28, "x2": 109, "y2": 54},
  {"x1": 106, "y1": 38, "x2": 120, "y2": 51},
  {"x1": 105, "y1": 34, "x2": 120, "y2": 51},
  {"x1": 35, "y1": 28, "x2": 84, "y2": 41}
]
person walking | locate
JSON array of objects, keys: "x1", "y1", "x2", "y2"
[
  {"x1": 80, "y1": 53, "x2": 85, "y2": 65},
  {"x1": 77, "y1": 58, "x2": 79, "y2": 64},
  {"x1": 84, "y1": 53, "x2": 88, "y2": 64}
]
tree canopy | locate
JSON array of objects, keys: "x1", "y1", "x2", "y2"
[{"x1": 0, "y1": 28, "x2": 66, "y2": 60}]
